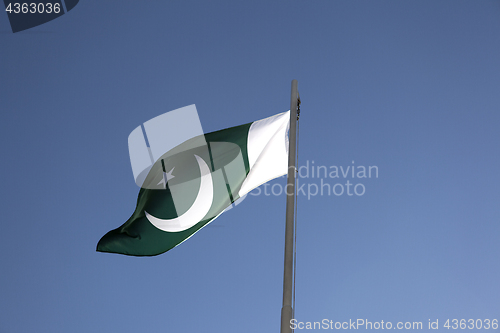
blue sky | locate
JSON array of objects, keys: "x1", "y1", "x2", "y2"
[{"x1": 1, "y1": 1, "x2": 499, "y2": 332}]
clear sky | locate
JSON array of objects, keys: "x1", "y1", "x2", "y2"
[{"x1": 1, "y1": 1, "x2": 499, "y2": 332}]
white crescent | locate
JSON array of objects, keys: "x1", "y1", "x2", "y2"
[{"x1": 145, "y1": 155, "x2": 214, "y2": 232}]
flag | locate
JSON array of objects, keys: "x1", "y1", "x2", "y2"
[{"x1": 97, "y1": 111, "x2": 290, "y2": 256}]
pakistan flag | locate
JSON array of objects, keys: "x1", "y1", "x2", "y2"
[{"x1": 97, "y1": 111, "x2": 290, "y2": 256}]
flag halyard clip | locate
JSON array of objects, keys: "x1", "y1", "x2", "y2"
[{"x1": 296, "y1": 92, "x2": 301, "y2": 120}]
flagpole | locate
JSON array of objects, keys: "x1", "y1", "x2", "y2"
[{"x1": 280, "y1": 79, "x2": 299, "y2": 333}]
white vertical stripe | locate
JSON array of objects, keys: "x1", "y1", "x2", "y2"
[{"x1": 239, "y1": 111, "x2": 290, "y2": 197}]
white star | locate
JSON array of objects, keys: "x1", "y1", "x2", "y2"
[{"x1": 157, "y1": 167, "x2": 175, "y2": 188}]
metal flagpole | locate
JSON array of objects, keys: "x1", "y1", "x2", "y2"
[{"x1": 280, "y1": 79, "x2": 299, "y2": 333}]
